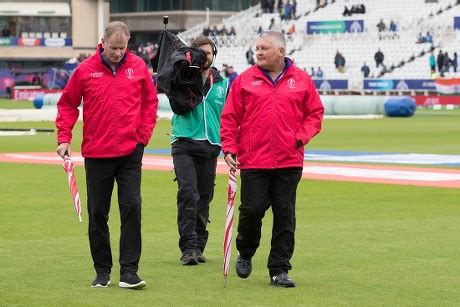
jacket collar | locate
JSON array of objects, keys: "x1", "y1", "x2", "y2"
[
  {"x1": 256, "y1": 57, "x2": 292, "y2": 85},
  {"x1": 210, "y1": 67, "x2": 223, "y2": 82},
  {"x1": 203, "y1": 67, "x2": 223, "y2": 96}
]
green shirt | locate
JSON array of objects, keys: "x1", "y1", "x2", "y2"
[{"x1": 171, "y1": 73, "x2": 228, "y2": 146}]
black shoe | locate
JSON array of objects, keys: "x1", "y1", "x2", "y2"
[
  {"x1": 196, "y1": 250, "x2": 207, "y2": 263},
  {"x1": 91, "y1": 273, "x2": 110, "y2": 288},
  {"x1": 235, "y1": 255, "x2": 252, "y2": 278},
  {"x1": 270, "y1": 272, "x2": 296, "y2": 288},
  {"x1": 181, "y1": 250, "x2": 198, "y2": 265},
  {"x1": 119, "y1": 271, "x2": 146, "y2": 289}
]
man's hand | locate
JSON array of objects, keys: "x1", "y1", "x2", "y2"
[
  {"x1": 224, "y1": 153, "x2": 239, "y2": 170},
  {"x1": 56, "y1": 143, "x2": 71, "y2": 159}
]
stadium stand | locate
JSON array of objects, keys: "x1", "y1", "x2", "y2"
[
  {"x1": 1, "y1": 0, "x2": 458, "y2": 98},
  {"x1": 178, "y1": 0, "x2": 460, "y2": 85}
]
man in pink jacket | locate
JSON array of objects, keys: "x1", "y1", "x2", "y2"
[
  {"x1": 56, "y1": 21, "x2": 158, "y2": 289},
  {"x1": 220, "y1": 31, "x2": 324, "y2": 287}
]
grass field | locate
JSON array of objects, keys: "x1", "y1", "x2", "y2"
[
  {"x1": 1, "y1": 107, "x2": 459, "y2": 305},
  {"x1": 1, "y1": 164, "x2": 458, "y2": 305},
  {"x1": 1, "y1": 108, "x2": 460, "y2": 155},
  {"x1": 0, "y1": 98, "x2": 33, "y2": 109}
]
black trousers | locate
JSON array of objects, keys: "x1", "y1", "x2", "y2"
[
  {"x1": 84, "y1": 143, "x2": 144, "y2": 275},
  {"x1": 172, "y1": 139, "x2": 220, "y2": 254},
  {"x1": 237, "y1": 168, "x2": 302, "y2": 277}
]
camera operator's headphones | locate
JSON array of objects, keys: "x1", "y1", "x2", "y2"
[{"x1": 211, "y1": 39, "x2": 218, "y2": 57}]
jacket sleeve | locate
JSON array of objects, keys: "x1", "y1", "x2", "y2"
[
  {"x1": 294, "y1": 76, "x2": 325, "y2": 145},
  {"x1": 138, "y1": 65, "x2": 158, "y2": 145},
  {"x1": 55, "y1": 68, "x2": 83, "y2": 145},
  {"x1": 220, "y1": 75, "x2": 243, "y2": 154}
]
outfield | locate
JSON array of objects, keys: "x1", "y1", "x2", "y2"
[
  {"x1": 0, "y1": 108, "x2": 459, "y2": 305},
  {"x1": 0, "y1": 98, "x2": 33, "y2": 109}
]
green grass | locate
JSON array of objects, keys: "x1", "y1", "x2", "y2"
[
  {"x1": 309, "y1": 108, "x2": 460, "y2": 154},
  {"x1": 0, "y1": 163, "x2": 459, "y2": 305},
  {"x1": 0, "y1": 108, "x2": 460, "y2": 155},
  {"x1": 0, "y1": 98, "x2": 34, "y2": 109}
]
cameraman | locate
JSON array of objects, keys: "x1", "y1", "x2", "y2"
[{"x1": 170, "y1": 36, "x2": 229, "y2": 265}]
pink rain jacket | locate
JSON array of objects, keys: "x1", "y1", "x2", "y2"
[
  {"x1": 56, "y1": 45, "x2": 158, "y2": 158},
  {"x1": 220, "y1": 61, "x2": 324, "y2": 169}
]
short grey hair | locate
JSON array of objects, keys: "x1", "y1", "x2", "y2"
[
  {"x1": 104, "y1": 21, "x2": 130, "y2": 41},
  {"x1": 259, "y1": 31, "x2": 286, "y2": 50}
]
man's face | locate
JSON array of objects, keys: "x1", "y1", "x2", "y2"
[
  {"x1": 102, "y1": 32, "x2": 129, "y2": 66},
  {"x1": 255, "y1": 37, "x2": 284, "y2": 71},
  {"x1": 199, "y1": 44, "x2": 214, "y2": 70}
]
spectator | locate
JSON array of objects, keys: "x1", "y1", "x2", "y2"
[
  {"x1": 310, "y1": 67, "x2": 316, "y2": 77},
  {"x1": 344, "y1": 4, "x2": 365, "y2": 16},
  {"x1": 269, "y1": 18, "x2": 275, "y2": 30},
  {"x1": 268, "y1": 0, "x2": 275, "y2": 13},
  {"x1": 437, "y1": 50, "x2": 444, "y2": 73},
  {"x1": 425, "y1": 31, "x2": 433, "y2": 44},
  {"x1": 202, "y1": 26, "x2": 210, "y2": 36},
  {"x1": 2, "y1": 27, "x2": 11, "y2": 37},
  {"x1": 77, "y1": 53, "x2": 90, "y2": 62},
  {"x1": 228, "y1": 26, "x2": 236, "y2": 36},
  {"x1": 416, "y1": 32, "x2": 425, "y2": 44},
  {"x1": 452, "y1": 52, "x2": 458, "y2": 73},
  {"x1": 291, "y1": 0, "x2": 297, "y2": 19},
  {"x1": 222, "y1": 63, "x2": 230, "y2": 77},
  {"x1": 277, "y1": 0, "x2": 284, "y2": 15},
  {"x1": 334, "y1": 50, "x2": 346, "y2": 72},
  {"x1": 350, "y1": 5, "x2": 359, "y2": 14},
  {"x1": 32, "y1": 73, "x2": 42, "y2": 86},
  {"x1": 55, "y1": 70, "x2": 69, "y2": 89},
  {"x1": 316, "y1": 67, "x2": 324, "y2": 78},
  {"x1": 227, "y1": 66, "x2": 238, "y2": 87},
  {"x1": 316, "y1": 0, "x2": 326, "y2": 9},
  {"x1": 361, "y1": 62, "x2": 370, "y2": 78},
  {"x1": 442, "y1": 52, "x2": 451, "y2": 75},
  {"x1": 377, "y1": 19, "x2": 386, "y2": 32},
  {"x1": 221, "y1": 25, "x2": 229, "y2": 36},
  {"x1": 374, "y1": 48, "x2": 384, "y2": 68},
  {"x1": 389, "y1": 20, "x2": 397, "y2": 32},
  {"x1": 246, "y1": 47, "x2": 255, "y2": 65},
  {"x1": 283, "y1": 2, "x2": 292, "y2": 21},
  {"x1": 261, "y1": 0, "x2": 269, "y2": 13},
  {"x1": 211, "y1": 25, "x2": 218, "y2": 36},
  {"x1": 429, "y1": 52, "x2": 436, "y2": 73}
]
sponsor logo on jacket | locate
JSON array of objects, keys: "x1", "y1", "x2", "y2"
[
  {"x1": 251, "y1": 80, "x2": 263, "y2": 86},
  {"x1": 90, "y1": 72, "x2": 104, "y2": 78}
]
